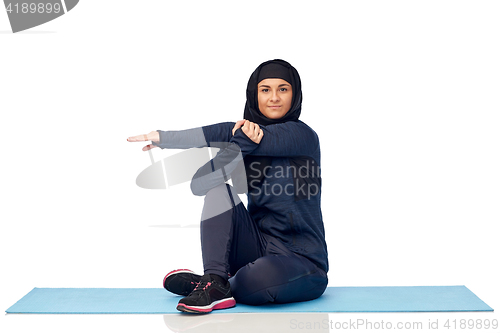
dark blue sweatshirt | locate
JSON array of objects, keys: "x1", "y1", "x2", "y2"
[{"x1": 156, "y1": 120, "x2": 328, "y2": 273}]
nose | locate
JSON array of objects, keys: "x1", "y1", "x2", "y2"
[{"x1": 270, "y1": 89, "x2": 280, "y2": 102}]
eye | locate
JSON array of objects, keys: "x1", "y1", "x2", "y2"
[
  {"x1": 261, "y1": 88, "x2": 269, "y2": 93},
  {"x1": 280, "y1": 87, "x2": 288, "y2": 92}
]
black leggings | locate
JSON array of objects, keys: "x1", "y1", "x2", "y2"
[{"x1": 200, "y1": 183, "x2": 328, "y2": 305}]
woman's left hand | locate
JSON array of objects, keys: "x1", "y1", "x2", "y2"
[{"x1": 232, "y1": 120, "x2": 264, "y2": 144}]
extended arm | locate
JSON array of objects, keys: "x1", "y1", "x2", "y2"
[
  {"x1": 128, "y1": 121, "x2": 264, "y2": 196},
  {"x1": 155, "y1": 122, "x2": 236, "y2": 150}
]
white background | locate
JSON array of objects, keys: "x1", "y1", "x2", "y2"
[{"x1": 1, "y1": 1, "x2": 499, "y2": 332}]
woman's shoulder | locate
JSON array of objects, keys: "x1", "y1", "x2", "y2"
[
  {"x1": 266, "y1": 120, "x2": 317, "y2": 133},
  {"x1": 292, "y1": 120, "x2": 320, "y2": 142},
  {"x1": 296, "y1": 120, "x2": 318, "y2": 133}
]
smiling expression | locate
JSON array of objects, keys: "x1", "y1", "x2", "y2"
[{"x1": 257, "y1": 78, "x2": 293, "y2": 120}]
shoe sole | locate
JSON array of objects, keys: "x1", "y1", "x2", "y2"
[
  {"x1": 163, "y1": 269, "x2": 201, "y2": 296},
  {"x1": 177, "y1": 298, "x2": 236, "y2": 314}
]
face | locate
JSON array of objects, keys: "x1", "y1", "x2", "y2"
[{"x1": 257, "y1": 78, "x2": 293, "y2": 120}]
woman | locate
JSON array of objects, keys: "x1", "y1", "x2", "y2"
[{"x1": 128, "y1": 59, "x2": 328, "y2": 314}]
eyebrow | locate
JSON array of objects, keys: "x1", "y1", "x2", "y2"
[{"x1": 258, "y1": 84, "x2": 291, "y2": 88}]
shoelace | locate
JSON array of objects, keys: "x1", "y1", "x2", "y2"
[{"x1": 191, "y1": 280, "x2": 212, "y2": 295}]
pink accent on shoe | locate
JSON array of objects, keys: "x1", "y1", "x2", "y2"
[
  {"x1": 163, "y1": 269, "x2": 195, "y2": 286},
  {"x1": 213, "y1": 298, "x2": 236, "y2": 310},
  {"x1": 177, "y1": 303, "x2": 212, "y2": 313},
  {"x1": 177, "y1": 298, "x2": 236, "y2": 314}
]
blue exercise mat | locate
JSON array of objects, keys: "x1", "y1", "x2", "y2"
[{"x1": 5, "y1": 286, "x2": 493, "y2": 314}]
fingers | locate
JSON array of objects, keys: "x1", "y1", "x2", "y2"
[
  {"x1": 127, "y1": 134, "x2": 148, "y2": 142},
  {"x1": 233, "y1": 120, "x2": 257, "y2": 137},
  {"x1": 232, "y1": 120, "x2": 245, "y2": 135},
  {"x1": 142, "y1": 144, "x2": 157, "y2": 151},
  {"x1": 149, "y1": 131, "x2": 160, "y2": 143},
  {"x1": 233, "y1": 120, "x2": 264, "y2": 144},
  {"x1": 247, "y1": 120, "x2": 256, "y2": 133},
  {"x1": 128, "y1": 131, "x2": 160, "y2": 153},
  {"x1": 127, "y1": 131, "x2": 159, "y2": 143},
  {"x1": 257, "y1": 127, "x2": 264, "y2": 142},
  {"x1": 242, "y1": 120, "x2": 254, "y2": 134},
  {"x1": 243, "y1": 120, "x2": 257, "y2": 136},
  {"x1": 255, "y1": 127, "x2": 264, "y2": 144},
  {"x1": 241, "y1": 120, "x2": 263, "y2": 144},
  {"x1": 235, "y1": 120, "x2": 246, "y2": 128}
]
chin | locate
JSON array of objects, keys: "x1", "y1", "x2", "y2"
[{"x1": 264, "y1": 112, "x2": 286, "y2": 119}]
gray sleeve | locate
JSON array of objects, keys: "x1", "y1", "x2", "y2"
[{"x1": 153, "y1": 127, "x2": 207, "y2": 149}]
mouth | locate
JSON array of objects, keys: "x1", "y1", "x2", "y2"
[{"x1": 268, "y1": 105, "x2": 282, "y2": 109}]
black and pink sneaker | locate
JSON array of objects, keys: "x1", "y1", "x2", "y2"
[
  {"x1": 163, "y1": 269, "x2": 202, "y2": 296},
  {"x1": 176, "y1": 274, "x2": 236, "y2": 314}
]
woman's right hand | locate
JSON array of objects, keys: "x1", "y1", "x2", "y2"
[{"x1": 127, "y1": 131, "x2": 160, "y2": 151}]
